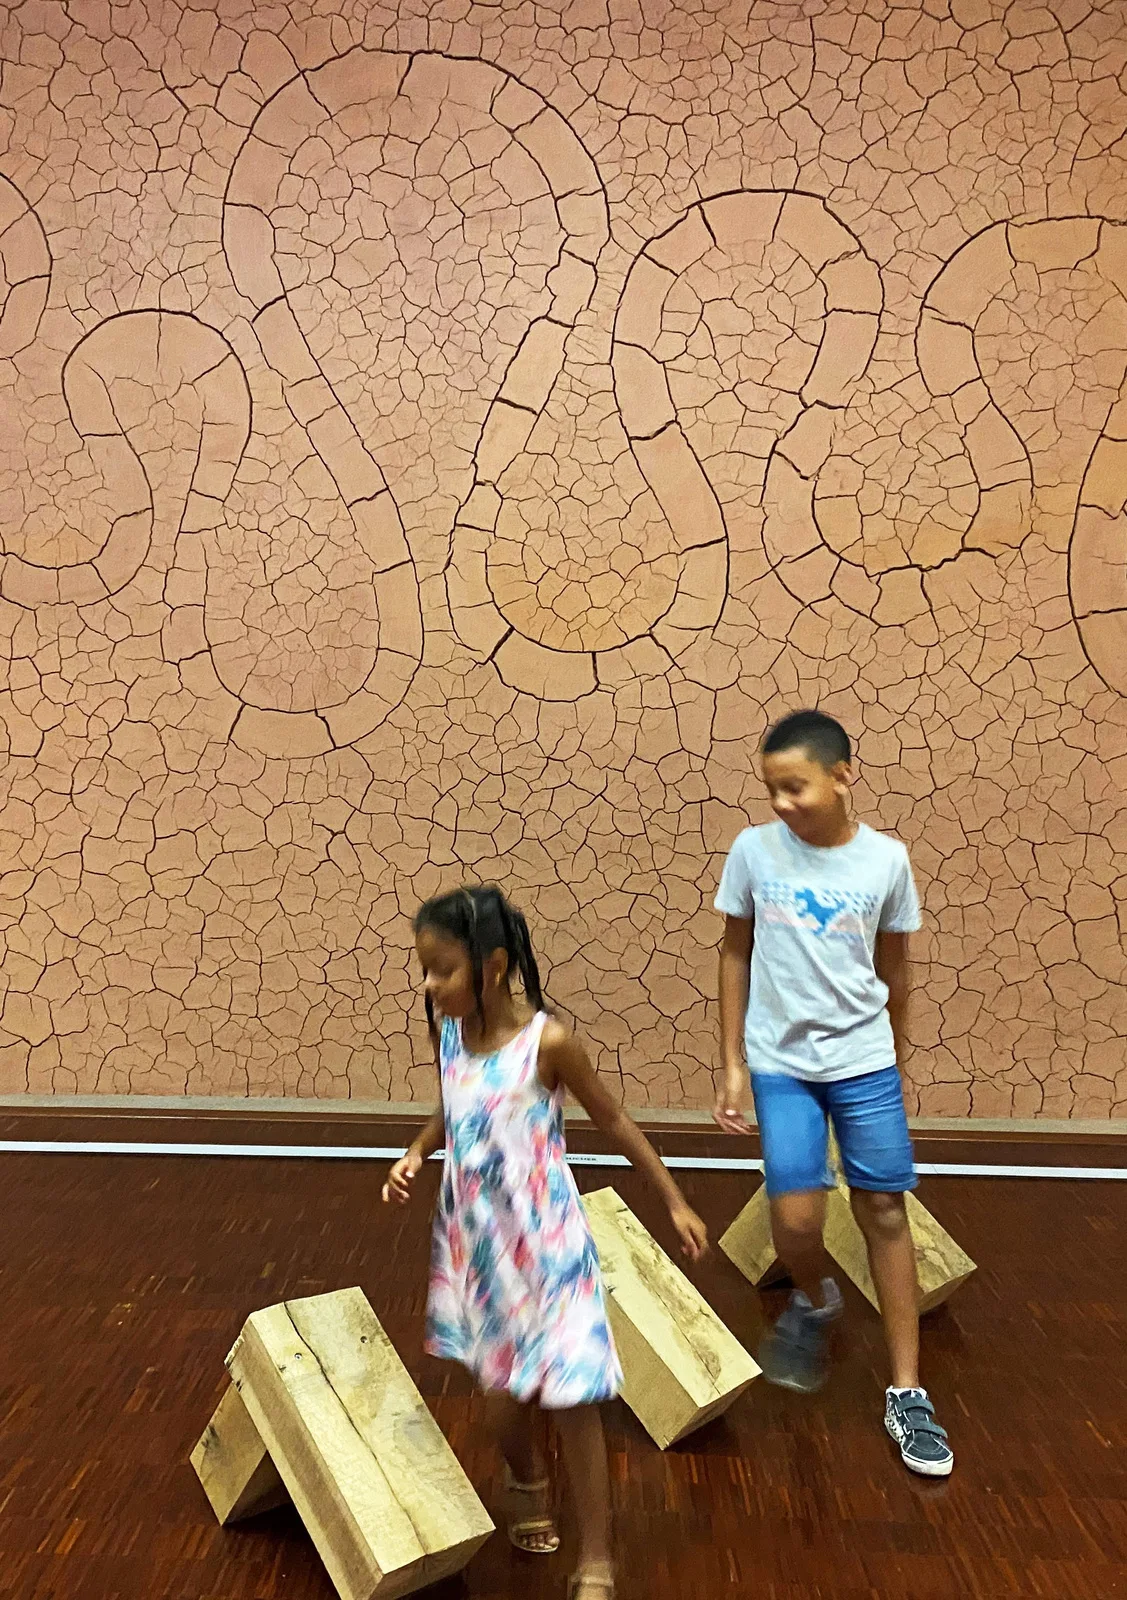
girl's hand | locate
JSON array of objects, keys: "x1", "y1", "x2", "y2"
[
  {"x1": 713, "y1": 1063, "x2": 750, "y2": 1136},
  {"x1": 670, "y1": 1201, "x2": 709, "y2": 1262},
  {"x1": 382, "y1": 1150, "x2": 423, "y2": 1205}
]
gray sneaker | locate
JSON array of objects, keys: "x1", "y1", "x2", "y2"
[
  {"x1": 884, "y1": 1388, "x2": 954, "y2": 1477},
  {"x1": 758, "y1": 1278, "x2": 844, "y2": 1393}
]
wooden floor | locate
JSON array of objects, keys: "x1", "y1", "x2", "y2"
[{"x1": 1, "y1": 1129, "x2": 1126, "y2": 1598}]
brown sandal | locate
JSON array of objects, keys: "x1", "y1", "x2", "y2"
[{"x1": 503, "y1": 1468, "x2": 560, "y2": 1555}]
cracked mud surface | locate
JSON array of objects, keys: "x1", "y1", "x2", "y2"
[{"x1": 1, "y1": 0, "x2": 1126, "y2": 1115}]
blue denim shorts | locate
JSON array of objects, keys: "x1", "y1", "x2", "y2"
[{"x1": 751, "y1": 1066, "x2": 917, "y2": 1197}]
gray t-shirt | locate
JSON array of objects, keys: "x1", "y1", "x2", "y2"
[{"x1": 714, "y1": 820, "x2": 922, "y2": 1083}]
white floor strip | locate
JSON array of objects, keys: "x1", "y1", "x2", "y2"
[{"x1": 0, "y1": 1140, "x2": 1124, "y2": 1179}]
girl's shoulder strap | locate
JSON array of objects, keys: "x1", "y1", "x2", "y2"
[
  {"x1": 529, "y1": 1008, "x2": 560, "y2": 1077},
  {"x1": 530, "y1": 1009, "x2": 572, "y2": 1098},
  {"x1": 439, "y1": 1014, "x2": 461, "y2": 1063}
]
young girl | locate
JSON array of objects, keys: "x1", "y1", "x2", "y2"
[{"x1": 383, "y1": 885, "x2": 708, "y2": 1600}]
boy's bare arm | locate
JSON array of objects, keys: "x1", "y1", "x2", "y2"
[
  {"x1": 715, "y1": 914, "x2": 753, "y2": 1134},
  {"x1": 875, "y1": 930, "x2": 911, "y2": 1068}
]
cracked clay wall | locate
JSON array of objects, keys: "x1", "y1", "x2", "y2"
[{"x1": 1, "y1": 0, "x2": 1127, "y2": 1116}]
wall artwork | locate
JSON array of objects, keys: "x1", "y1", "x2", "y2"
[{"x1": 1, "y1": 0, "x2": 1126, "y2": 1114}]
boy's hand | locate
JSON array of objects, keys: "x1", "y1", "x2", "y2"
[
  {"x1": 669, "y1": 1200, "x2": 709, "y2": 1262},
  {"x1": 382, "y1": 1150, "x2": 423, "y2": 1205},
  {"x1": 713, "y1": 1063, "x2": 750, "y2": 1136}
]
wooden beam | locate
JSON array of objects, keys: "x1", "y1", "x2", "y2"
[
  {"x1": 720, "y1": 1180, "x2": 976, "y2": 1314},
  {"x1": 583, "y1": 1187, "x2": 759, "y2": 1448},
  {"x1": 823, "y1": 1185, "x2": 977, "y2": 1312},
  {"x1": 221, "y1": 1287, "x2": 494, "y2": 1600},
  {"x1": 718, "y1": 1186, "x2": 788, "y2": 1289},
  {"x1": 191, "y1": 1381, "x2": 289, "y2": 1524}
]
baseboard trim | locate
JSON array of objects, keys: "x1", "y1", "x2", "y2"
[{"x1": 0, "y1": 1095, "x2": 1124, "y2": 1142}]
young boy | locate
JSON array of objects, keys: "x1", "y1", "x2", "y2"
[{"x1": 712, "y1": 709, "x2": 953, "y2": 1477}]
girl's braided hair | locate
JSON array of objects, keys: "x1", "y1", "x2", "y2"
[{"x1": 414, "y1": 885, "x2": 545, "y2": 1035}]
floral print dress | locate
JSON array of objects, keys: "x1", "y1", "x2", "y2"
[{"x1": 425, "y1": 1011, "x2": 622, "y2": 1408}]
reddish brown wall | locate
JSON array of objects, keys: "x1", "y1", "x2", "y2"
[{"x1": 1, "y1": 0, "x2": 1126, "y2": 1114}]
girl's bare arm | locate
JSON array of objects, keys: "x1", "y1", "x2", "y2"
[
  {"x1": 539, "y1": 1020, "x2": 708, "y2": 1260},
  {"x1": 409, "y1": 1107, "x2": 446, "y2": 1161},
  {"x1": 383, "y1": 1026, "x2": 446, "y2": 1203}
]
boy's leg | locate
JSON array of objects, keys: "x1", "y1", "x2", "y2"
[
  {"x1": 826, "y1": 1067, "x2": 919, "y2": 1382},
  {"x1": 752, "y1": 1071, "x2": 844, "y2": 1392},
  {"x1": 848, "y1": 1187, "x2": 919, "y2": 1388},
  {"x1": 771, "y1": 1187, "x2": 832, "y2": 1305},
  {"x1": 830, "y1": 1068, "x2": 953, "y2": 1476},
  {"x1": 753, "y1": 1070, "x2": 834, "y2": 1296}
]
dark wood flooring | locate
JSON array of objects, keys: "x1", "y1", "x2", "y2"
[{"x1": 1, "y1": 1136, "x2": 1125, "y2": 1598}]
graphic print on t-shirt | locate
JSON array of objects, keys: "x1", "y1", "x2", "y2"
[{"x1": 759, "y1": 881, "x2": 879, "y2": 943}]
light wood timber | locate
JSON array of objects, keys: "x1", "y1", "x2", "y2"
[
  {"x1": 191, "y1": 1380, "x2": 289, "y2": 1524},
  {"x1": 583, "y1": 1187, "x2": 760, "y2": 1448},
  {"x1": 220, "y1": 1286, "x2": 494, "y2": 1598}
]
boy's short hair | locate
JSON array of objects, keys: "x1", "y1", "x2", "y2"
[{"x1": 762, "y1": 709, "x2": 851, "y2": 769}]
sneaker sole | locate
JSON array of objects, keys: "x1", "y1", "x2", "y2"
[
  {"x1": 899, "y1": 1449, "x2": 954, "y2": 1477},
  {"x1": 762, "y1": 1368, "x2": 826, "y2": 1395}
]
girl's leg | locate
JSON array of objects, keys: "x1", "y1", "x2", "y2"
[
  {"x1": 555, "y1": 1403, "x2": 614, "y2": 1583},
  {"x1": 483, "y1": 1390, "x2": 545, "y2": 1481},
  {"x1": 483, "y1": 1391, "x2": 558, "y2": 1554}
]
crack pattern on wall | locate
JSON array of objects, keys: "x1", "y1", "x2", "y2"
[{"x1": 0, "y1": 0, "x2": 1126, "y2": 1116}]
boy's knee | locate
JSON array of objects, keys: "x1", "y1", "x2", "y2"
[
  {"x1": 850, "y1": 1188, "x2": 909, "y2": 1240},
  {"x1": 771, "y1": 1194, "x2": 825, "y2": 1252}
]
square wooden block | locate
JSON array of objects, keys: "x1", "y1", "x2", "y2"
[
  {"x1": 583, "y1": 1187, "x2": 759, "y2": 1448},
  {"x1": 720, "y1": 1181, "x2": 976, "y2": 1314},
  {"x1": 195, "y1": 1287, "x2": 494, "y2": 1600}
]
